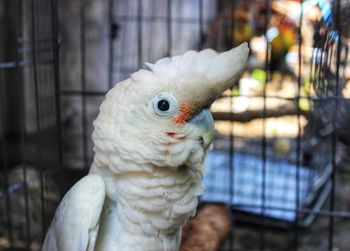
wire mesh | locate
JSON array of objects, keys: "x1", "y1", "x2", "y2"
[
  {"x1": 0, "y1": 0, "x2": 61, "y2": 250},
  {"x1": 1, "y1": 0, "x2": 350, "y2": 250}
]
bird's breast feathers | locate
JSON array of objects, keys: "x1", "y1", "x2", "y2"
[{"x1": 91, "y1": 165, "x2": 204, "y2": 251}]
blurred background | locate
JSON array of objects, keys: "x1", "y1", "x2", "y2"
[{"x1": 1, "y1": 0, "x2": 350, "y2": 250}]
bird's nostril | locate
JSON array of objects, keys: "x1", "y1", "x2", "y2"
[{"x1": 199, "y1": 137, "x2": 204, "y2": 148}]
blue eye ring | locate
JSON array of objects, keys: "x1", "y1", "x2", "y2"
[{"x1": 152, "y1": 92, "x2": 178, "y2": 117}]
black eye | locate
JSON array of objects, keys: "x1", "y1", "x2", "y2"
[
  {"x1": 152, "y1": 92, "x2": 178, "y2": 117},
  {"x1": 157, "y1": 99, "x2": 170, "y2": 111}
]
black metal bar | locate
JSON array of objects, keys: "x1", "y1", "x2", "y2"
[
  {"x1": 108, "y1": 0, "x2": 115, "y2": 88},
  {"x1": 317, "y1": 34, "x2": 330, "y2": 84},
  {"x1": 260, "y1": 0, "x2": 271, "y2": 249},
  {"x1": 0, "y1": 69, "x2": 14, "y2": 250},
  {"x1": 293, "y1": 2, "x2": 304, "y2": 250},
  {"x1": 321, "y1": 36, "x2": 331, "y2": 78},
  {"x1": 228, "y1": 0, "x2": 237, "y2": 249},
  {"x1": 232, "y1": 203, "x2": 350, "y2": 218},
  {"x1": 198, "y1": 0, "x2": 204, "y2": 50},
  {"x1": 59, "y1": 89, "x2": 350, "y2": 102},
  {"x1": 137, "y1": 0, "x2": 143, "y2": 68},
  {"x1": 15, "y1": 0, "x2": 32, "y2": 248},
  {"x1": 38, "y1": 0, "x2": 53, "y2": 235},
  {"x1": 327, "y1": 41, "x2": 334, "y2": 73},
  {"x1": 115, "y1": 0, "x2": 127, "y2": 83},
  {"x1": 218, "y1": 94, "x2": 350, "y2": 101},
  {"x1": 166, "y1": 0, "x2": 172, "y2": 56},
  {"x1": 328, "y1": 0, "x2": 342, "y2": 250},
  {"x1": 50, "y1": 0, "x2": 63, "y2": 198},
  {"x1": 31, "y1": 0, "x2": 47, "y2": 238},
  {"x1": 80, "y1": 0, "x2": 88, "y2": 170}
]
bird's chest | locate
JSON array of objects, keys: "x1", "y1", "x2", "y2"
[
  {"x1": 95, "y1": 198, "x2": 182, "y2": 251},
  {"x1": 95, "y1": 169, "x2": 203, "y2": 251}
]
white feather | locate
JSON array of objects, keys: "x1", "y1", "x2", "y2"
[
  {"x1": 42, "y1": 175, "x2": 105, "y2": 251},
  {"x1": 150, "y1": 43, "x2": 249, "y2": 92},
  {"x1": 177, "y1": 50, "x2": 197, "y2": 79},
  {"x1": 207, "y1": 43, "x2": 249, "y2": 85}
]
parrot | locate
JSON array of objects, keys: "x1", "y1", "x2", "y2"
[{"x1": 41, "y1": 43, "x2": 249, "y2": 251}]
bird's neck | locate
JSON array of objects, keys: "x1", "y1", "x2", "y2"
[{"x1": 90, "y1": 163, "x2": 203, "y2": 250}]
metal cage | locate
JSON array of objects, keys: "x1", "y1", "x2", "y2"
[{"x1": 1, "y1": 0, "x2": 350, "y2": 250}]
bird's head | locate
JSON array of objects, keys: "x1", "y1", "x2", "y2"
[{"x1": 92, "y1": 43, "x2": 249, "y2": 174}]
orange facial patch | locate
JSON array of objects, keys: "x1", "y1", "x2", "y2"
[{"x1": 173, "y1": 104, "x2": 193, "y2": 124}]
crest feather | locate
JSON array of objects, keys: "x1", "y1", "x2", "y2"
[{"x1": 146, "y1": 43, "x2": 249, "y2": 91}]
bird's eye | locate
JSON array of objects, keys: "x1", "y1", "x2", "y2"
[
  {"x1": 152, "y1": 92, "x2": 178, "y2": 117},
  {"x1": 157, "y1": 100, "x2": 170, "y2": 111}
]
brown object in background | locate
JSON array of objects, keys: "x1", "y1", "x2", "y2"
[
  {"x1": 180, "y1": 204, "x2": 231, "y2": 251},
  {"x1": 212, "y1": 103, "x2": 311, "y2": 123}
]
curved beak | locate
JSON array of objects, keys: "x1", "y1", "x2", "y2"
[{"x1": 188, "y1": 109, "x2": 215, "y2": 150}]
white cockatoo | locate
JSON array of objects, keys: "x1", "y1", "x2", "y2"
[{"x1": 42, "y1": 43, "x2": 249, "y2": 251}]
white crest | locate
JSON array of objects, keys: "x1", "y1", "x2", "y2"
[{"x1": 148, "y1": 43, "x2": 249, "y2": 94}]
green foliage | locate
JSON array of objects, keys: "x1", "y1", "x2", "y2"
[{"x1": 251, "y1": 68, "x2": 266, "y2": 83}]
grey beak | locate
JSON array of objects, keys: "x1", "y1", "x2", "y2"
[{"x1": 188, "y1": 109, "x2": 215, "y2": 149}]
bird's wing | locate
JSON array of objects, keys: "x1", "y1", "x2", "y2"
[{"x1": 42, "y1": 174, "x2": 106, "y2": 251}]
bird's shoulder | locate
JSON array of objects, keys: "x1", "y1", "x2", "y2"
[{"x1": 42, "y1": 174, "x2": 106, "y2": 251}]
